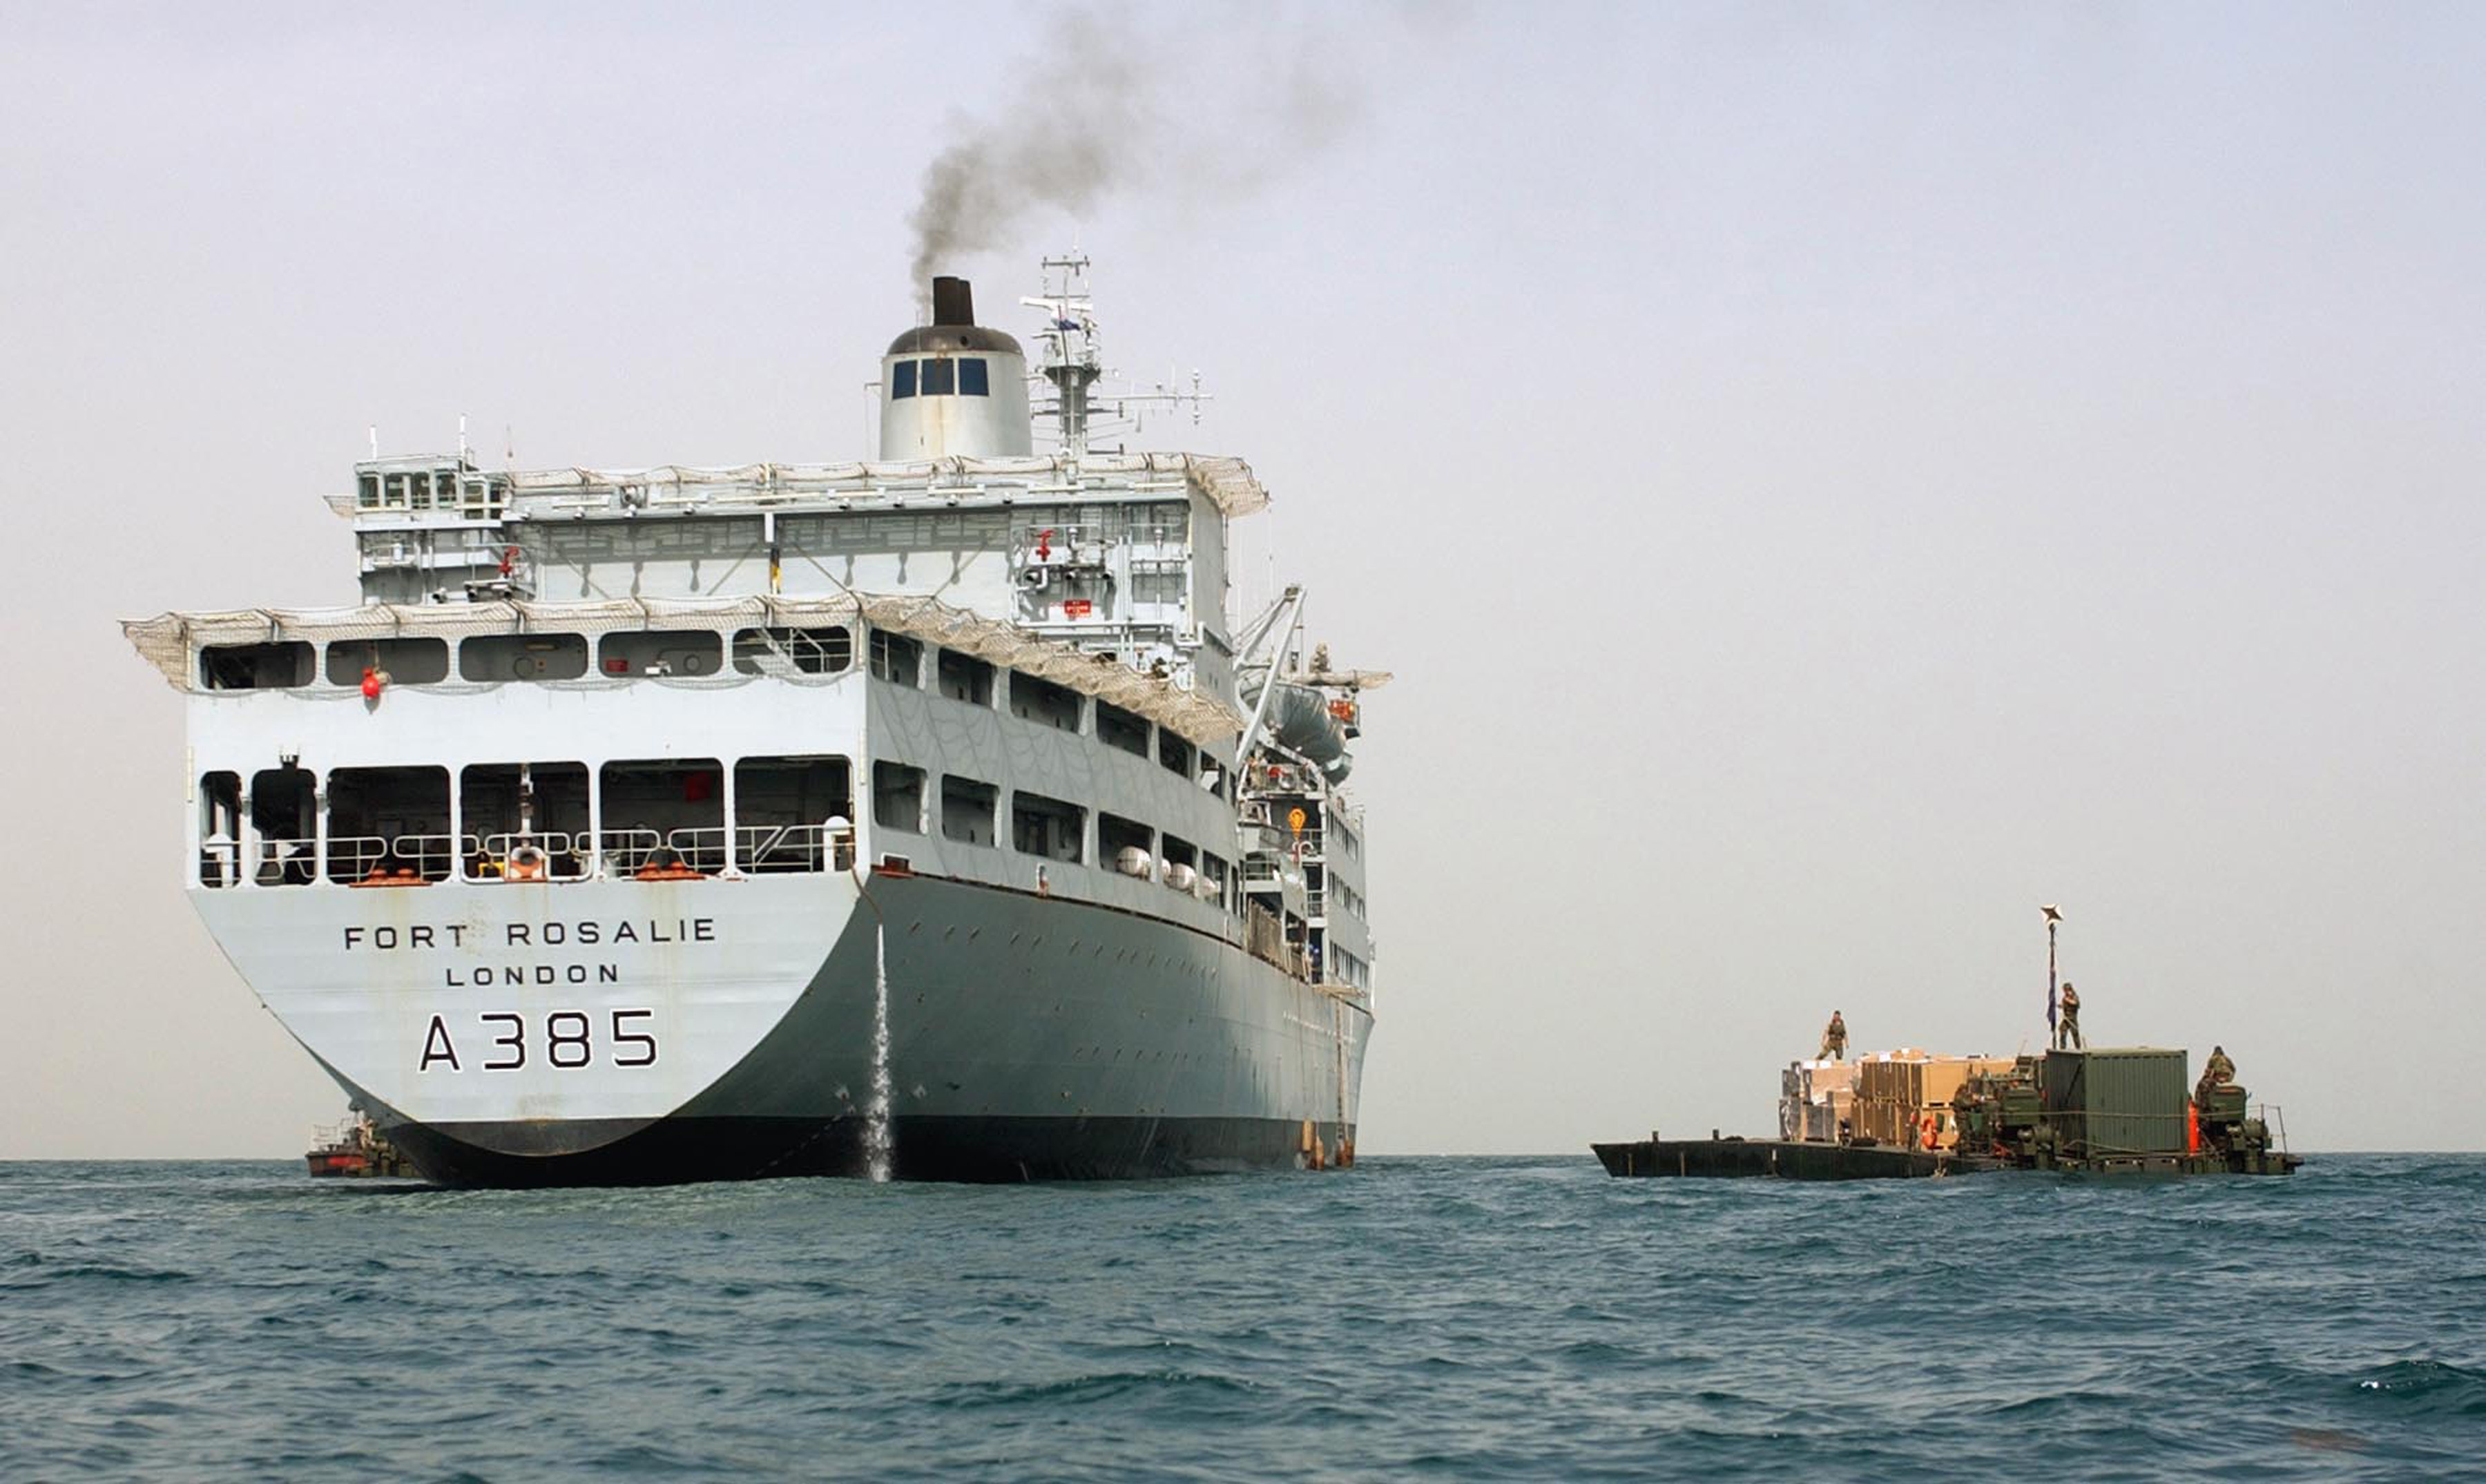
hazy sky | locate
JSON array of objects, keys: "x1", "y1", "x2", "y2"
[{"x1": 3, "y1": 3, "x2": 2479, "y2": 1158}]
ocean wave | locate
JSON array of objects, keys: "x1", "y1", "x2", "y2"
[{"x1": 2351, "y1": 1359, "x2": 2486, "y2": 1418}]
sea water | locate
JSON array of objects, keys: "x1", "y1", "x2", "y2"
[{"x1": 2, "y1": 1155, "x2": 2480, "y2": 1480}]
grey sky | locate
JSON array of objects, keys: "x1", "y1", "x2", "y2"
[{"x1": 3, "y1": 3, "x2": 2478, "y2": 1157}]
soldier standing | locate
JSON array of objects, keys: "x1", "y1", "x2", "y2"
[
  {"x1": 1820, "y1": 1010, "x2": 1849, "y2": 1061},
  {"x1": 2054, "y1": 983, "x2": 2083, "y2": 1050},
  {"x1": 2196, "y1": 1045, "x2": 2235, "y2": 1103}
]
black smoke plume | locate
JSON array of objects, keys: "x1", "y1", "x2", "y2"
[{"x1": 905, "y1": 9, "x2": 1366, "y2": 290}]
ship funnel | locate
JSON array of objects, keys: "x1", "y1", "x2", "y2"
[{"x1": 879, "y1": 276, "x2": 1032, "y2": 461}]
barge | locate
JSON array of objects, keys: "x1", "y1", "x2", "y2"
[{"x1": 1597, "y1": 1045, "x2": 2301, "y2": 1181}]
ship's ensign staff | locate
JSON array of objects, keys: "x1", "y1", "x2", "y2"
[
  {"x1": 1820, "y1": 1010, "x2": 1848, "y2": 1062},
  {"x1": 2053, "y1": 982, "x2": 2083, "y2": 1050}
]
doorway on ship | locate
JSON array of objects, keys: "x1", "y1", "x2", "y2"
[
  {"x1": 599, "y1": 759, "x2": 726, "y2": 876},
  {"x1": 734, "y1": 755, "x2": 852, "y2": 873},
  {"x1": 459, "y1": 762, "x2": 591, "y2": 880},
  {"x1": 326, "y1": 766, "x2": 452, "y2": 883},
  {"x1": 249, "y1": 766, "x2": 317, "y2": 885}
]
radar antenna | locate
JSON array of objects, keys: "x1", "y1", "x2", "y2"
[{"x1": 1021, "y1": 253, "x2": 1211, "y2": 458}]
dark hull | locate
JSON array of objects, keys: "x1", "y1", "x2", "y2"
[
  {"x1": 1591, "y1": 1137, "x2": 2302, "y2": 1180},
  {"x1": 385, "y1": 1112, "x2": 1354, "y2": 1186},
  {"x1": 1592, "y1": 1139, "x2": 1956, "y2": 1180}
]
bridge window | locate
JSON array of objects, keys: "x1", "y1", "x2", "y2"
[
  {"x1": 936, "y1": 648, "x2": 995, "y2": 705},
  {"x1": 327, "y1": 637, "x2": 449, "y2": 688},
  {"x1": 921, "y1": 358, "x2": 955, "y2": 396},
  {"x1": 198, "y1": 771, "x2": 242, "y2": 887},
  {"x1": 1158, "y1": 731, "x2": 1195, "y2": 778},
  {"x1": 459, "y1": 762, "x2": 590, "y2": 880},
  {"x1": 958, "y1": 358, "x2": 990, "y2": 396},
  {"x1": 1009, "y1": 673, "x2": 1081, "y2": 731},
  {"x1": 872, "y1": 762, "x2": 925, "y2": 835},
  {"x1": 199, "y1": 642, "x2": 312, "y2": 691},
  {"x1": 941, "y1": 775, "x2": 998, "y2": 847},
  {"x1": 732, "y1": 626, "x2": 851, "y2": 675},
  {"x1": 869, "y1": 631, "x2": 922, "y2": 686},
  {"x1": 891, "y1": 360, "x2": 917, "y2": 398},
  {"x1": 599, "y1": 630, "x2": 722, "y2": 678},
  {"x1": 1097, "y1": 702, "x2": 1150, "y2": 757},
  {"x1": 601, "y1": 759, "x2": 725, "y2": 876},
  {"x1": 1099, "y1": 813, "x2": 1154, "y2": 878},
  {"x1": 463, "y1": 633, "x2": 589, "y2": 682},
  {"x1": 327, "y1": 766, "x2": 452, "y2": 885},
  {"x1": 737, "y1": 755, "x2": 852, "y2": 873}
]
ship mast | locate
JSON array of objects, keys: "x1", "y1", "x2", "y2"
[
  {"x1": 1021, "y1": 253, "x2": 1209, "y2": 458},
  {"x1": 1023, "y1": 255, "x2": 1101, "y2": 456}
]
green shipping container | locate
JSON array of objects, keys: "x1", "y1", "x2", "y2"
[{"x1": 2043, "y1": 1048, "x2": 2190, "y2": 1155}]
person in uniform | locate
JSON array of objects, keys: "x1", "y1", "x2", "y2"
[
  {"x1": 2196, "y1": 1045, "x2": 2235, "y2": 1104},
  {"x1": 2054, "y1": 982, "x2": 2083, "y2": 1050},
  {"x1": 1820, "y1": 1010, "x2": 1849, "y2": 1061}
]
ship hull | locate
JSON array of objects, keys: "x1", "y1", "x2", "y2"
[
  {"x1": 382, "y1": 1112, "x2": 1345, "y2": 1185},
  {"x1": 201, "y1": 869, "x2": 1371, "y2": 1186}
]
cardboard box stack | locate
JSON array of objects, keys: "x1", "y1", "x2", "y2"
[
  {"x1": 1848, "y1": 1050, "x2": 2016, "y2": 1149},
  {"x1": 1780, "y1": 1059, "x2": 1858, "y2": 1144}
]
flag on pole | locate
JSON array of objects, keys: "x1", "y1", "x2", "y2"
[{"x1": 2042, "y1": 905, "x2": 2063, "y2": 1030}]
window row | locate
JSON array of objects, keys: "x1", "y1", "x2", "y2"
[
  {"x1": 200, "y1": 628, "x2": 1212, "y2": 784},
  {"x1": 876, "y1": 637, "x2": 1218, "y2": 789},
  {"x1": 354, "y1": 466, "x2": 502, "y2": 512},
  {"x1": 200, "y1": 626, "x2": 855, "y2": 691},
  {"x1": 889, "y1": 357, "x2": 992, "y2": 400},
  {"x1": 197, "y1": 755, "x2": 853, "y2": 887},
  {"x1": 866, "y1": 760, "x2": 1235, "y2": 911}
]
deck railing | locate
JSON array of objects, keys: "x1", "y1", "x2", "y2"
[{"x1": 209, "y1": 820, "x2": 854, "y2": 885}]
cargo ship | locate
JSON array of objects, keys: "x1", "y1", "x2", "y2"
[{"x1": 125, "y1": 256, "x2": 1381, "y2": 1185}]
